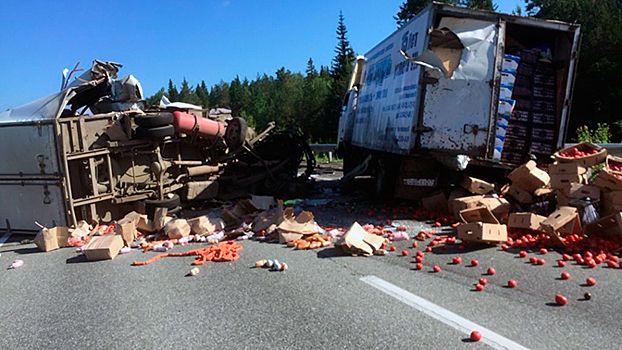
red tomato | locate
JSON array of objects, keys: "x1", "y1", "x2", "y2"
[
  {"x1": 415, "y1": 263, "x2": 423, "y2": 270},
  {"x1": 426, "y1": 247, "x2": 432, "y2": 252},
  {"x1": 555, "y1": 294, "x2": 568, "y2": 306},
  {"x1": 434, "y1": 221, "x2": 441, "y2": 227},
  {"x1": 508, "y1": 279, "x2": 517, "y2": 288},
  {"x1": 416, "y1": 251, "x2": 425, "y2": 257},
  {"x1": 540, "y1": 248, "x2": 548, "y2": 254},
  {"x1": 561, "y1": 272, "x2": 571, "y2": 280},
  {"x1": 530, "y1": 257, "x2": 538, "y2": 264},
  {"x1": 558, "y1": 260, "x2": 566, "y2": 267},
  {"x1": 519, "y1": 251, "x2": 528, "y2": 258},
  {"x1": 487, "y1": 267, "x2": 496, "y2": 275},
  {"x1": 501, "y1": 244, "x2": 509, "y2": 251},
  {"x1": 401, "y1": 250, "x2": 409, "y2": 257},
  {"x1": 537, "y1": 259, "x2": 546, "y2": 265},
  {"x1": 586, "y1": 277, "x2": 597, "y2": 286},
  {"x1": 412, "y1": 242, "x2": 418, "y2": 248},
  {"x1": 607, "y1": 260, "x2": 617, "y2": 268},
  {"x1": 471, "y1": 259, "x2": 479, "y2": 267},
  {"x1": 389, "y1": 246, "x2": 397, "y2": 252},
  {"x1": 479, "y1": 277, "x2": 488, "y2": 285},
  {"x1": 475, "y1": 283, "x2": 484, "y2": 291},
  {"x1": 452, "y1": 256, "x2": 462, "y2": 264},
  {"x1": 470, "y1": 331, "x2": 482, "y2": 341},
  {"x1": 563, "y1": 254, "x2": 572, "y2": 261},
  {"x1": 587, "y1": 260, "x2": 597, "y2": 268},
  {"x1": 433, "y1": 265, "x2": 441, "y2": 273}
]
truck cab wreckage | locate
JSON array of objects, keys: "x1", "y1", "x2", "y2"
[{"x1": 0, "y1": 60, "x2": 314, "y2": 232}]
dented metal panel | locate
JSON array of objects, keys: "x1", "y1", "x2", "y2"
[{"x1": 419, "y1": 17, "x2": 499, "y2": 155}]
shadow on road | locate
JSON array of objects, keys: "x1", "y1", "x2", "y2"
[{"x1": 66, "y1": 255, "x2": 88, "y2": 264}]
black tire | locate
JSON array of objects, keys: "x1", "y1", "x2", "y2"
[
  {"x1": 135, "y1": 125, "x2": 176, "y2": 139},
  {"x1": 145, "y1": 193, "x2": 181, "y2": 216},
  {"x1": 225, "y1": 117, "x2": 248, "y2": 149},
  {"x1": 167, "y1": 206, "x2": 182, "y2": 215},
  {"x1": 134, "y1": 112, "x2": 174, "y2": 128}
]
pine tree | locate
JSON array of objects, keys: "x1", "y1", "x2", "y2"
[
  {"x1": 178, "y1": 78, "x2": 200, "y2": 105},
  {"x1": 326, "y1": 11, "x2": 356, "y2": 142},
  {"x1": 306, "y1": 58, "x2": 318, "y2": 78},
  {"x1": 195, "y1": 80, "x2": 209, "y2": 109},
  {"x1": 167, "y1": 79, "x2": 179, "y2": 102}
]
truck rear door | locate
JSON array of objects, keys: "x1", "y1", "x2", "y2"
[{"x1": 418, "y1": 17, "x2": 504, "y2": 157}]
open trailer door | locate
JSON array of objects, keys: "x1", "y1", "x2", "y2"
[{"x1": 418, "y1": 16, "x2": 504, "y2": 158}]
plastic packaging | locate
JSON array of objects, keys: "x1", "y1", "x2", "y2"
[{"x1": 9, "y1": 260, "x2": 24, "y2": 269}]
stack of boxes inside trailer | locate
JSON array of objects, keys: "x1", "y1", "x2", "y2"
[{"x1": 495, "y1": 45, "x2": 557, "y2": 165}]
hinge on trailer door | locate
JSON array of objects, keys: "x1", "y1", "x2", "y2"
[{"x1": 463, "y1": 124, "x2": 488, "y2": 135}]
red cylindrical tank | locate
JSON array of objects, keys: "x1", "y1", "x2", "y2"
[{"x1": 172, "y1": 111, "x2": 225, "y2": 139}]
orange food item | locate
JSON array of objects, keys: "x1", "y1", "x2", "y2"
[{"x1": 132, "y1": 241, "x2": 242, "y2": 266}]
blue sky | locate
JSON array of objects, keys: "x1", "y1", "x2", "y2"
[{"x1": 0, "y1": 0, "x2": 523, "y2": 111}]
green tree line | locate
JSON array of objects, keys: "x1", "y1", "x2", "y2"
[{"x1": 146, "y1": 12, "x2": 354, "y2": 143}]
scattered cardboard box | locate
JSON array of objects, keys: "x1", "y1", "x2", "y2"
[
  {"x1": 457, "y1": 211, "x2": 507, "y2": 244},
  {"x1": 601, "y1": 191, "x2": 622, "y2": 215},
  {"x1": 583, "y1": 212, "x2": 622, "y2": 238},
  {"x1": 70, "y1": 221, "x2": 91, "y2": 238},
  {"x1": 477, "y1": 195, "x2": 511, "y2": 222},
  {"x1": 594, "y1": 170, "x2": 622, "y2": 192},
  {"x1": 164, "y1": 219, "x2": 191, "y2": 239},
  {"x1": 539, "y1": 206, "x2": 582, "y2": 246},
  {"x1": 461, "y1": 176, "x2": 494, "y2": 195},
  {"x1": 118, "y1": 211, "x2": 154, "y2": 233},
  {"x1": 421, "y1": 191, "x2": 448, "y2": 212},
  {"x1": 563, "y1": 183, "x2": 600, "y2": 200},
  {"x1": 335, "y1": 222, "x2": 385, "y2": 256},
  {"x1": 505, "y1": 184, "x2": 533, "y2": 204},
  {"x1": 508, "y1": 212, "x2": 546, "y2": 231},
  {"x1": 508, "y1": 160, "x2": 550, "y2": 192},
  {"x1": 188, "y1": 216, "x2": 224, "y2": 236},
  {"x1": 116, "y1": 221, "x2": 137, "y2": 246},
  {"x1": 83, "y1": 234, "x2": 124, "y2": 261},
  {"x1": 449, "y1": 195, "x2": 484, "y2": 218},
  {"x1": 34, "y1": 225, "x2": 69, "y2": 252},
  {"x1": 549, "y1": 162, "x2": 587, "y2": 176},
  {"x1": 459, "y1": 206, "x2": 499, "y2": 224},
  {"x1": 550, "y1": 173, "x2": 586, "y2": 189}
]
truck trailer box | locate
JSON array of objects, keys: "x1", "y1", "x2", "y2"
[{"x1": 337, "y1": 3, "x2": 580, "y2": 198}]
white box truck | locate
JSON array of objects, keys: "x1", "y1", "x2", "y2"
[{"x1": 337, "y1": 3, "x2": 580, "y2": 198}]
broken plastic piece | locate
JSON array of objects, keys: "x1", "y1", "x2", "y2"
[{"x1": 9, "y1": 260, "x2": 24, "y2": 269}]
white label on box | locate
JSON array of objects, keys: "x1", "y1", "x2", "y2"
[{"x1": 403, "y1": 178, "x2": 436, "y2": 187}]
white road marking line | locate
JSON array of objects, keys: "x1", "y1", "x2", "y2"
[
  {"x1": 360, "y1": 275, "x2": 529, "y2": 350},
  {"x1": 0, "y1": 231, "x2": 12, "y2": 247}
]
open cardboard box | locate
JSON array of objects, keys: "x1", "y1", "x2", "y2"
[
  {"x1": 335, "y1": 222, "x2": 385, "y2": 256},
  {"x1": 594, "y1": 170, "x2": 622, "y2": 192},
  {"x1": 477, "y1": 195, "x2": 511, "y2": 222},
  {"x1": 505, "y1": 184, "x2": 533, "y2": 204},
  {"x1": 554, "y1": 142, "x2": 607, "y2": 167},
  {"x1": 461, "y1": 176, "x2": 494, "y2": 195},
  {"x1": 563, "y1": 183, "x2": 600, "y2": 200},
  {"x1": 508, "y1": 212, "x2": 546, "y2": 231},
  {"x1": 539, "y1": 206, "x2": 582, "y2": 247},
  {"x1": 550, "y1": 173, "x2": 587, "y2": 190},
  {"x1": 583, "y1": 212, "x2": 622, "y2": 238},
  {"x1": 34, "y1": 225, "x2": 69, "y2": 252},
  {"x1": 457, "y1": 206, "x2": 507, "y2": 243},
  {"x1": 508, "y1": 160, "x2": 550, "y2": 193},
  {"x1": 449, "y1": 195, "x2": 484, "y2": 218},
  {"x1": 601, "y1": 191, "x2": 622, "y2": 215}
]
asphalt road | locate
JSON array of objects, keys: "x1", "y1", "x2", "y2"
[{"x1": 1, "y1": 193, "x2": 621, "y2": 350}]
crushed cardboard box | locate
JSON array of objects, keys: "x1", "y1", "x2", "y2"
[
  {"x1": 277, "y1": 207, "x2": 316, "y2": 244},
  {"x1": 503, "y1": 184, "x2": 533, "y2": 205},
  {"x1": 477, "y1": 195, "x2": 511, "y2": 222},
  {"x1": 594, "y1": 170, "x2": 622, "y2": 192},
  {"x1": 539, "y1": 206, "x2": 582, "y2": 246},
  {"x1": 457, "y1": 206, "x2": 507, "y2": 243},
  {"x1": 508, "y1": 160, "x2": 550, "y2": 192},
  {"x1": 508, "y1": 212, "x2": 546, "y2": 231},
  {"x1": 449, "y1": 195, "x2": 484, "y2": 218},
  {"x1": 461, "y1": 176, "x2": 494, "y2": 195},
  {"x1": 118, "y1": 211, "x2": 154, "y2": 233},
  {"x1": 154, "y1": 207, "x2": 170, "y2": 231},
  {"x1": 563, "y1": 183, "x2": 600, "y2": 201},
  {"x1": 583, "y1": 212, "x2": 622, "y2": 239},
  {"x1": 83, "y1": 234, "x2": 124, "y2": 261},
  {"x1": 164, "y1": 219, "x2": 191, "y2": 239},
  {"x1": 188, "y1": 216, "x2": 224, "y2": 236},
  {"x1": 335, "y1": 222, "x2": 385, "y2": 256}
]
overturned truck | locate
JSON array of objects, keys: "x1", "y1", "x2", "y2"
[{"x1": 0, "y1": 61, "x2": 314, "y2": 232}]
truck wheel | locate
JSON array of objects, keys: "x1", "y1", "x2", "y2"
[
  {"x1": 135, "y1": 125, "x2": 175, "y2": 139},
  {"x1": 144, "y1": 193, "x2": 181, "y2": 217},
  {"x1": 224, "y1": 117, "x2": 248, "y2": 149},
  {"x1": 134, "y1": 112, "x2": 173, "y2": 127}
]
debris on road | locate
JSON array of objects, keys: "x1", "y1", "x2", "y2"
[{"x1": 9, "y1": 260, "x2": 24, "y2": 269}]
